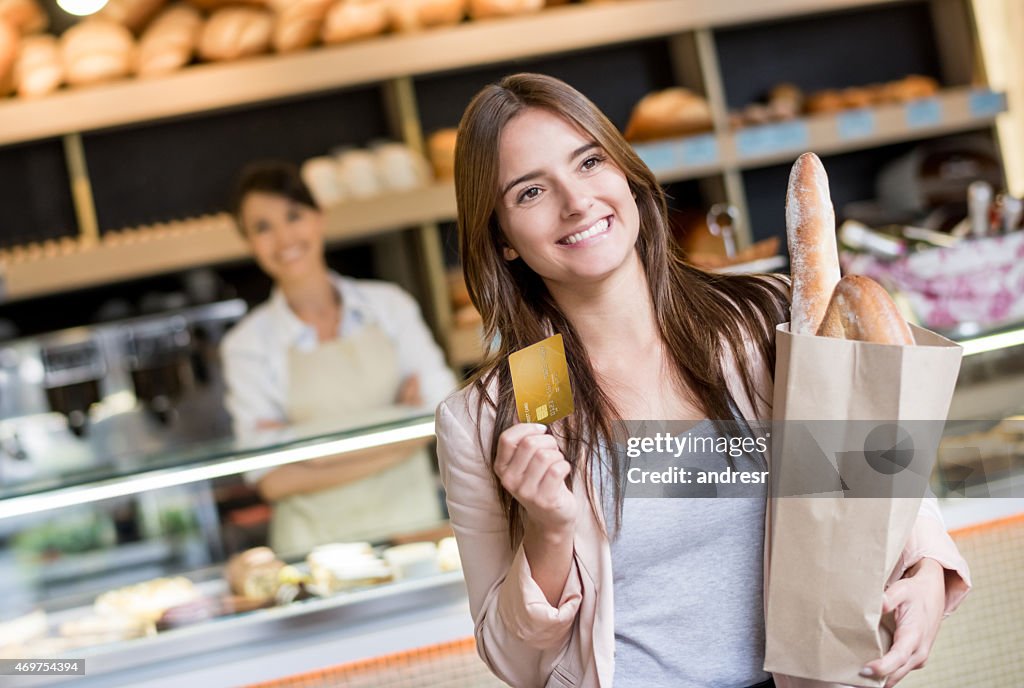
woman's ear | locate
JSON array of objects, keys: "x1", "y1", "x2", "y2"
[{"x1": 503, "y1": 245, "x2": 520, "y2": 261}]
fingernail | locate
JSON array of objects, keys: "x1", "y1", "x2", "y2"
[{"x1": 860, "y1": 668, "x2": 874, "y2": 677}]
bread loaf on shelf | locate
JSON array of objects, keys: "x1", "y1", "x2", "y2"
[
  {"x1": 137, "y1": 4, "x2": 202, "y2": 76},
  {"x1": 99, "y1": 0, "x2": 168, "y2": 33},
  {"x1": 467, "y1": 0, "x2": 542, "y2": 20},
  {"x1": 321, "y1": 0, "x2": 389, "y2": 44},
  {"x1": 301, "y1": 155, "x2": 343, "y2": 206},
  {"x1": 623, "y1": 87, "x2": 713, "y2": 142},
  {"x1": 0, "y1": 0, "x2": 47, "y2": 35},
  {"x1": 61, "y1": 19, "x2": 136, "y2": 87},
  {"x1": 388, "y1": 0, "x2": 465, "y2": 32},
  {"x1": 427, "y1": 128, "x2": 456, "y2": 180},
  {"x1": 816, "y1": 274, "x2": 914, "y2": 345},
  {"x1": 198, "y1": 6, "x2": 273, "y2": 61},
  {"x1": 13, "y1": 33, "x2": 62, "y2": 97},
  {"x1": 270, "y1": 0, "x2": 332, "y2": 52},
  {"x1": 0, "y1": 18, "x2": 18, "y2": 95},
  {"x1": 785, "y1": 152, "x2": 840, "y2": 336}
]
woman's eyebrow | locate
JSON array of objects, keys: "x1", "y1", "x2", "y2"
[{"x1": 501, "y1": 142, "x2": 600, "y2": 197}]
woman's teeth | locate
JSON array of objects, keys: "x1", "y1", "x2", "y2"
[
  {"x1": 279, "y1": 246, "x2": 305, "y2": 262},
  {"x1": 560, "y1": 218, "x2": 610, "y2": 245}
]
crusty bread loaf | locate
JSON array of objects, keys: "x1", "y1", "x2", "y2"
[
  {"x1": 786, "y1": 152, "x2": 840, "y2": 336},
  {"x1": 137, "y1": 4, "x2": 202, "y2": 76},
  {"x1": 13, "y1": 33, "x2": 61, "y2": 98},
  {"x1": 467, "y1": 0, "x2": 541, "y2": 20},
  {"x1": 271, "y1": 0, "x2": 331, "y2": 52},
  {"x1": 321, "y1": 0, "x2": 389, "y2": 44},
  {"x1": 623, "y1": 87, "x2": 713, "y2": 142},
  {"x1": 198, "y1": 6, "x2": 272, "y2": 61},
  {"x1": 99, "y1": 0, "x2": 168, "y2": 33},
  {"x1": 388, "y1": 0, "x2": 464, "y2": 32},
  {"x1": 0, "y1": 0, "x2": 44, "y2": 36},
  {"x1": 61, "y1": 19, "x2": 136, "y2": 87},
  {"x1": 0, "y1": 0, "x2": 46, "y2": 35},
  {"x1": 427, "y1": 127, "x2": 456, "y2": 180},
  {"x1": 816, "y1": 274, "x2": 914, "y2": 345},
  {"x1": 0, "y1": 18, "x2": 18, "y2": 95}
]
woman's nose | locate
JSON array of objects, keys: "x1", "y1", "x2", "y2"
[{"x1": 559, "y1": 176, "x2": 595, "y2": 220}]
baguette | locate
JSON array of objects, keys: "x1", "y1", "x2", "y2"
[
  {"x1": 136, "y1": 4, "x2": 202, "y2": 76},
  {"x1": 13, "y1": 33, "x2": 62, "y2": 98},
  {"x1": 786, "y1": 152, "x2": 840, "y2": 335},
  {"x1": 817, "y1": 275, "x2": 914, "y2": 345}
]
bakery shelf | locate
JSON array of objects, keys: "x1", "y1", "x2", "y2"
[
  {"x1": 0, "y1": 183, "x2": 457, "y2": 303},
  {"x1": 639, "y1": 87, "x2": 1007, "y2": 180},
  {"x1": 0, "y1": 0, "x2": 901, "y2": 148}
]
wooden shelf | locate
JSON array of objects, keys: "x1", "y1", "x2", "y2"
[
  {"x1": 0, "y1": 87, "x2": 1004, "y2": 303},
  {"x1": 640, "y1": 87, "x2": 1007, "y2": 181},
  {"x1": 0, "y1": 183, "x2": 457, "y2": 302},
  {"x1": 0, "y1": 0, "x2": 899, "y2": 147}
]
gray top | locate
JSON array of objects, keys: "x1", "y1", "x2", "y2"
[{"x1": 606, "y1": 418, "x2": 770, "y2": 688}]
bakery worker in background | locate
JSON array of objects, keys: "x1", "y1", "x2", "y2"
[{"x1": 220, "y1": 160, "x2": 457, "y2": 556}]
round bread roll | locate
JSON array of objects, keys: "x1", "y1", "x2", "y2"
[
  {"x1": 883, "y1": 74, "x2": 939, "y2": 103},
  {"x1": 61, "y1": 19, "x2": 136, "y2": 87},
  {"x1": 225, "y1": 546, "x2": 279, "y2": 594},
  {"x1": 198, "y1": 6, "x2": 272, "y2": 61},
  {"x1": 804, "y1": 89, "x2": 843, "y2": 115},
  {"x1": 373, "y1": 142, "x2": 430, "y2": 191},
  {"x1": 137, "y1": 4, "x2": 202, "y2": 76},
  {"x1": 334, "y1": 148, "x2": 382, "y2": 198},
  {"x1": 467, "y1": 0, "x2": 541, "y2": 20},
  {"x1": 623, "y1": 87, "x2": 713, "y2": 142},
  {"x1": 816, "y1": 275, "x2": 914, "y2": 346},
  {"x1": 271, "y1": 0, "x2": 332, "y2": 52},
  {"x1": 301, "y1": 155, "x2": 343, "y2": 206},
  {"x1": 427, "y1": 128, "x2": 456, "y2": 180},
  {"x1": 186, "y1": 0, "x2": 265, "y2": 9},
  {"x1": 99, "y1": 0, "x2": 168, "y2": 33},
  {"x1": 841, "y1": 86, "x2": 872, "y2": 110},
  {"x1": 13, "y1": 33, "x2": 62, "y2": 97},
  {"x1": 0, "y1": 0, "x2": 45, "y2": 34},
  {"x1": 321, "y1": 0, "x2": 389, "y2": 45},
  {"x1": 786, "y1": 152, "x2": 840, "y2": 336},
  {"x1": 0, "y1": 18, "x2": 18, "y2": 95},
  {"x1": 388, "y1": 0, "x2": 464, "y2": 32}
]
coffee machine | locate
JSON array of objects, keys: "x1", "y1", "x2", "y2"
[{"x1": 0, "y1": 300, "x2": 247, "y2": 489}]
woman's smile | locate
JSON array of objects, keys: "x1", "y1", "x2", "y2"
[{"x1": 557, "y1": 215, "x2": 613, "y2": 247}]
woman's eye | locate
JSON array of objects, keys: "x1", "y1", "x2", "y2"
[
  {"x1": 517, "y1": 187, "x2": 541, "y2": 204},
  {"x1": 286, "y1": 208, "x2": 301, "y2": 222},
  {"x1": 581, "y1": 154, "x2": 605, "y2": 171}
]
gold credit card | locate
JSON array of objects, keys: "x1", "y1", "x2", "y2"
[{"x1": 509, "y1": 334, "x2": 575, "y2": 425}]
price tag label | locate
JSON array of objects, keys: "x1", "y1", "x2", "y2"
[
  {"x1": 736, "y1": 121, "x2": 809, "y2": 159},
  {"x1": 837, "y1": 109, "x2": 877, "y2": 140},
  {"x1": 634, "y1": 142, "x2": 675, "y2": 174},
  {"x1": 680, "y1": 134, "x2": 719, "y2": 167},
  {"x1": 968, "y1": 89, "x2": 1006, "y2": 118},
  {"x1": 905, "y1": 98, "x2": 943, "y2": 128}
]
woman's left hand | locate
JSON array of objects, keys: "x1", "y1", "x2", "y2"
[{"x1": 860, "y1": 558, "x2": 946, "y2": 687}]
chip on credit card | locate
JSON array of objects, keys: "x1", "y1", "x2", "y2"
[{"x1": 509, "y1": 334, "x2": 575, "y2": 425}]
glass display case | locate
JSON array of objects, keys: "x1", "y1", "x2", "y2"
[{"x1": 1, "y1": 325, "x2": 1022, "y2": 687}]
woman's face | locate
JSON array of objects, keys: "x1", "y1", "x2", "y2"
[
  {"x1": 494, "y1": 107, "x2": 640, "y2": 287},
  {"x1": 239, "y1": 191, "x2": 326, "y2": 283}
]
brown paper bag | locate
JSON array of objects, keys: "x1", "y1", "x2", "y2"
[{"x1": 763, "y1": 323, "x2": 962, "y2": 686}]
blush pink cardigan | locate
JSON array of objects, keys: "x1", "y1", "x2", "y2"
[{"x1": 435, "y1": 332, "x2": 971, "y2": 688}]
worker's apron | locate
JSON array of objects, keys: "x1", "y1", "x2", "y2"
[{"x1": 268, "y1": 325, "x2": 442, "y2": 556}]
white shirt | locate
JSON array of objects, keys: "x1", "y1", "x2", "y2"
[{"x1": 220, "y1": 273, "x2": 457, "y2": 437}]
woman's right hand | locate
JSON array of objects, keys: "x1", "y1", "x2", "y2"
[{"x1": 495, "y1": 423, "x2": 576, "y2": 534}]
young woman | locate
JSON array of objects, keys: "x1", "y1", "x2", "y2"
[
  {"x1": 435, "y1": 74, "x2": 970, "y2": 688},
  {"x1": 221, "y1": 161, "x2": 456, "y2": 556}
]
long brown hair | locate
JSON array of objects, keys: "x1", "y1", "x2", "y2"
[{"x1": 455, "y1": 73, "x2": 789, "y2": 546}]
